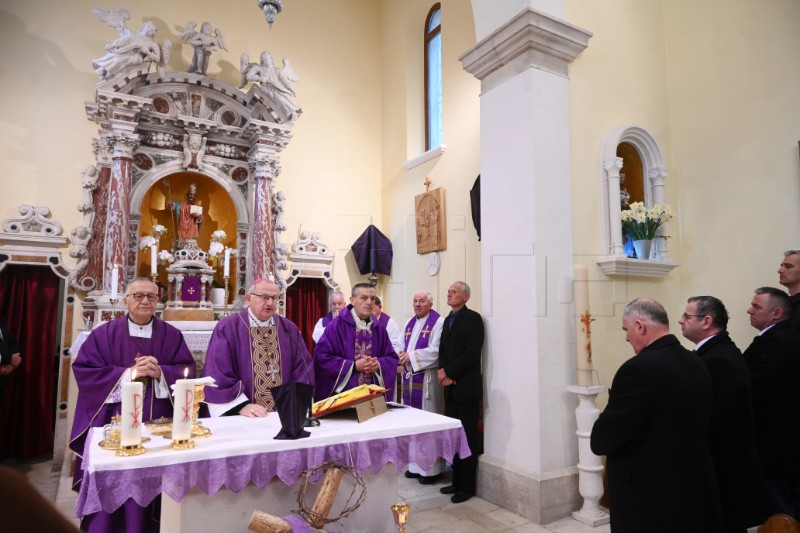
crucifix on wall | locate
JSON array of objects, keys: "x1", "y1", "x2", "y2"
[{"x1": 415, "y1": 177, "x2": 446, "y2": 254}]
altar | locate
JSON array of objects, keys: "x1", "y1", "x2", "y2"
[{"x1": 76, "y1": 407, "x2": 470, "y2": 532}]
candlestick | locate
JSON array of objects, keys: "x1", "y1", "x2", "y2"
[
  {"x1": 110, "y1": 265, "x2": 119, "y2": 300},
  {"x1": 120, "y1": 375, "x2": 143, "y2": 447},
  {"x1": 574, "y1": 265, "x2": 593, "y2": 386},
  {"x1": 172, "y1": 379, "x2": 194, "y2": 442},
  {"x1": 223, "y1": 248, "x2": 231, "y2": 277},
  {"x1": 150, "y1": 243, "x2": 158, "y2": 276}
]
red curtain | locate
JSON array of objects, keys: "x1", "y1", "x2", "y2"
[
  {"x1": 285, "y1": 278, "x2": 328, "y2": 356},
  {"x1": 0, "y1": 264, "x2": 59, "y2": 460}
]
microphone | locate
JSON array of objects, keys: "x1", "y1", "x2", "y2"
[{"x1": 281, "y1": 316, "x2": 320, "y2": 427}]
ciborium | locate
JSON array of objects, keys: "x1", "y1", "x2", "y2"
[{"x1": 391, "y1": 502, "x2": 411, "y2": 533}]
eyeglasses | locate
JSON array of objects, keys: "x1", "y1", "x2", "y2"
[
  {"x1": 680, "y1": 313, "x2": 707, "y2": 320},
  {"x1": 250, "y1": 293, "x2": 278, "y2": 302},
  {"x1": 127, "y1": 293, "x2": 159, "y2": 303}
]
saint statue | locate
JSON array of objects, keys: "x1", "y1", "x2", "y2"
[{"x1": 168, "y1": 183, "x2": 203, "y2": 246}]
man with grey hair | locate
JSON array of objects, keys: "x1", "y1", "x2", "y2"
[
  {"x1": 591, "y1": 297, "x2": 720, "y2": 532},
  {"x1": 679, "y1": 296, "x2": 770, "y2": 530},
  {"x1": 744, "y1": 287, "x2": 800, "y2": 519},
  {"x1": 400, "y1": 290, "x2": 445, "y2": 483},
  {"x1": 438, "y1": 281, "x2": 484, "y2": 503},
  {"x1": 312, "y1": 291, "x2": 346, "y2": 343},
  {"x1": 778, "y1": 250, "x2": 800, "y2": 331}
]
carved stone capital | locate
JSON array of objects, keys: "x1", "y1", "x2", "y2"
[
  {"x1": 248, "y1": 155, "x2": 280, "y2": 181},
  {"x1": 648, "y1": 167, "x2": 668, "y2": 186},
  {"x1": 92, "y1": 137, "x2": 114, "y2": 166},
  {"x1": 603, "y1": 157, "x2": 623, "y2": 179},
  {"x1": 105, "y1": 131, "x2": 140, "y2": 159},
  {"x1": 460, "y1": 7, "x2": 592, "y2": 90}
]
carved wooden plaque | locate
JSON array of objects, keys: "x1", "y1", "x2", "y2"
[{"x1": 415, "y1": 187, "x2": 446, "y2": 254}]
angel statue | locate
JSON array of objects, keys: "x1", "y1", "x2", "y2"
[
  {"x1": 178, "y1": 21, "x2": 228, "y2": 75},
  {"x1": 239, "y1": 51, "x2": 302, "y2": 122},
  {"x1": 91, "y1": 8, "x2": 171, "y2": 80}
]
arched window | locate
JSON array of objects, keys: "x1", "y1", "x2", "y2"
[{"x1": 424, "y1": 4, "x2": 442, "y2": 151}]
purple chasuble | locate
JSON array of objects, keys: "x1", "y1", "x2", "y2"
[
  {"x1": 69, "y1": 316, "x2": 195, "y2": 532},
  {"x1": 373, "y1": 312, "x2": 390, "y2": 331},
  {"x1": 313, "y1": 305, "x2": 399, "y2": 401},
  {"x1": 321, "y1": 311, "x2": 335, "y2": 328},
  {"x1": 402, "y1": 310, "x2": 441, "y2": 408},
  {"x1": 202, "y1": 310, "x2": 313, "y2": 411}
]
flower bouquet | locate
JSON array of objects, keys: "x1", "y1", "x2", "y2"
[{"x1": 621, "y1": 202, "x2": 674, "y2": 259}]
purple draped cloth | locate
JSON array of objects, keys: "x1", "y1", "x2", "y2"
[
  {"x1": 202, "y1": 310, "x2": 313, "y2": 410},
  {"x1": 350, "y1": 224, "x2": 393, "y2": 276},
  {"x1": 313, "y1": 306, "x2": 399, "y2": 401},
  {"x1": 402, "y1": 310, "x2": 440, "y2": 408},
  {"x1": 69, "y1": 316, "x2": 195, "y2": 532}
]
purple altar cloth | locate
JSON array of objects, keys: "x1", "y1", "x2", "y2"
[{"x1": 75, "y1": 408, "x2": 470, "y2": 518}]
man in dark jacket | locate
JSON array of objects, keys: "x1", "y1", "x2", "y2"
[
  {"x1": 437, "y1": 281, "x2": 484, "y2": 504},
  {"x1": 680, "y1": 295, "x2": 771, "y2": 531},
  {"x1": 744, "y1": 287, "x2": 800, "y2": 519},
  {"x1": 591, "y1": 297, "x2": 721, "y2": 533}
]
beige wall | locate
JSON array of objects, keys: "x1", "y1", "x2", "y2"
[{"x1": 567, "y1": 0, "x2": 800, "y2": 403}]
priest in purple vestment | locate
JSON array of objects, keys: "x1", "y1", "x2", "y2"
[
  {"x1": 399, "y1": 291, "x2": 445, "y2": 482},
  {"x1": 69, "y1": 279, "x2": 195, "y2": 533},
  {"x1": 202, "y1": 279, "x2": 314, "y2": 417},
  {"x1": 311, "y1": 291, "x2": 346, "y2": 343},
  {"x1": 372, "y1": 296, "x2": 404, "y2": 352},
  {"x1": 313, "y1": 283, "x2": 399, "y2": 401}
]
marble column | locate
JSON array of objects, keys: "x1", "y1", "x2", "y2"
[
  {"x1": 460, "y1": 5, "x2": 591, "y2": 524},
  {"x1": 248, "y1": 147, "x2": 278, "y2": 281}
]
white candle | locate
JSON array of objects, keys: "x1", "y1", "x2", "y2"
[
  {"x1": 223, "y1": 248, "x2": 231, "y2": 277},
  {"x1": 574, "y1": 265, "x2": 593, "y2": 386},
  {"x1": 110, "y1": 265, "x2": 119, "y2": 300},
  {"x1": 172, "y1": 377, "x2": 194, "y2": 441},
  {"x1": 150, "y1": 244, "x2": 158, "y2": 276},
  {"x1": 120, "y1": 374, "x2": 143, "y2": 447}
]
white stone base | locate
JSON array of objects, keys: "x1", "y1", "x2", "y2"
[
  {"x1": 572, "y1": 509, "x2": 611, "y2": 527},
  {"x1": 477, "y1": 457, "x2": 580, "y2": 524}
]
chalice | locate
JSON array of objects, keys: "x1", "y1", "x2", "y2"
[{"x1": 391, "y1": 502, "x2": 411, "y2": 533}]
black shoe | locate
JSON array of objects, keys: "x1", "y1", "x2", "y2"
[
  {"x1": 451, "y1": 492, "x2": 473, "y2": 504},
  {"x1": 418, "y1": 474, "x2": 442, "y2": 485},
  {"x1": 440, "y1": 484, "x2": 457, "y2": 494},
  {"x1": 404, "y1": 471, "x2": 421, "y2": 479}
]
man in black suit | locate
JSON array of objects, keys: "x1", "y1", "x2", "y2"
[
  {"x1": 591, "y1": 298, "x2": 721, "y2": 533},
  {"x1": 778, "y1": 250, "x2": 800, "y2": 331},
  {"x1": 679, "y1": 295, "x2": 770, "y2": 532},
  {"x1": 437, "y1": 281, "x2": 484, "y2": 504},
  {"x1": 744, "y1": 287, "x2": 800, "y2": 519}
]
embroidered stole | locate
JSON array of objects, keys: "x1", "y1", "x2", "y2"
[
  {"x1": 250, "y1": 325, "x2": 282, "y2": 412},
  {"x1": 354, "y1": 328, "x2": 374, "y2": 386}
]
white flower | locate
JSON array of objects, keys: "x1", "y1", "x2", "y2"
[
  {"x1": 138, "y1": 235, "x2": 155, "y2": 250},
  {"x1": 208, "y1": 242, "x2": 224, "y2": 256},
  {"x1": 229, "y1": 248, "x2": 239, "y2": 257},
  {"x1": 152, "y1": 225, "x2": 167, "y2": 238},
  {"x1": 211, "y1": 230, "x2": 227, "y2": 242},
  {"x1": 158, "y1": 250, "x2": 175, "y2": 264}
]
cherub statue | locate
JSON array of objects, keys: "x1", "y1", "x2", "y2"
[
  {"x1": 272, "y1": 190, "x2": 287, "y2": 232},
  {"x1": 91, "y1": 8, "x2": 171, "y2": 80},
  {"x1": 178, "y1": 21, "x2": 228, "y2": 75},
  {"x1": 182, "y1": 133, "x2": 207, "y2": 171},
  {"x1": 239, "y1": 51, "x2": 302, "y2": 121}
]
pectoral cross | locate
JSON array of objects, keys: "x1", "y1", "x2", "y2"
[
  {"x1": 266, "y1": 364, "x2": 280, "y2": 380},
  {"x1": 421, "y1": 324, "x2": 431, "y2": 339}
]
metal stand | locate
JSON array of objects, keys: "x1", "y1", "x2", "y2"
[{"x1": 567, "y1": 384, "x2": 610, "y2": 527}]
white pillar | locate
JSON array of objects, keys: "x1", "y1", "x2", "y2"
[{"x1": 461, "y1": 6, "x2": 591, "y2": 524}]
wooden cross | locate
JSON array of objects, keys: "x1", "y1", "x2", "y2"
[
  {"x1": 421, "y1": 324, "x2": 432, "y2": 339},
  {"x1": 424, "y1": 177, "x2": 432, "y2": 192}
]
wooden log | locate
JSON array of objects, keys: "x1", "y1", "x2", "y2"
[
  {"x1": 247, "y1": 510, "x2": 326, "y2": 533},
  {"x1": 308, "y1": 467, "x2": 345, "y2": 528}
]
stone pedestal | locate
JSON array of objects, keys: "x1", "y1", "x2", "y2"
[{"x1": 567, "y1": 385, "x2": 610, "y2": 527}]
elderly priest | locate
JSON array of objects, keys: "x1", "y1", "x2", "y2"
[
  {"x1": 202, "y1": 278, "x2": 314, "y2": 417},
  {"x1": 314, "y1": 283, "x2": 399, "y2": 401},
  {"x1": 69, "y1": 278, "x2": 196, "y2": 533}
]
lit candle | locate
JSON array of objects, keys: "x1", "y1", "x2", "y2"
[
  {"x1": 110, "y1": 265, "x2": 119, "y2": 300},
  {"x1": 150, "y1": 243, "x2": 157, "y2": 276},
  {"x1": 223, "y1": 248, "x2": 231, "y2": 277},
  {"x1": 120, "y1": 372, "x2": 143, "y2": 447},
  {"x1": 172, "y1": 369, "x2": 194, "y2": 441},
  {"x1": 574, "y1": 265, "x2": 593, "y2": 386}
]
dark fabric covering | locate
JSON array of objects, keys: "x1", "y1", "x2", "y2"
[
  {"x1": 350, "y1": 224, "x2": 393, "y2": 276},
  {"x1": 591, "y1": 334, "x2": 722, "y2": 533},
  {"x1": 469, "y1": 174, "x2": 481, "y2": 241},
  {"x1": 271, "y1": 381, "x2": 313, "y2": 440},
  {"x1": 0, "y1": 264, "x2": 59, "y2": 460},
  {"x1": 285, "y1": 277, "x2": 327, "y2": 355}
]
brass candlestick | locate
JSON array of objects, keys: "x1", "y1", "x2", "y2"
[
  {"x1": 391, "y1": 503, "x2": 411, "y2": 533},
  {"x1": 116, "y1": 443, "x2": 146, "y2": 457}
]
